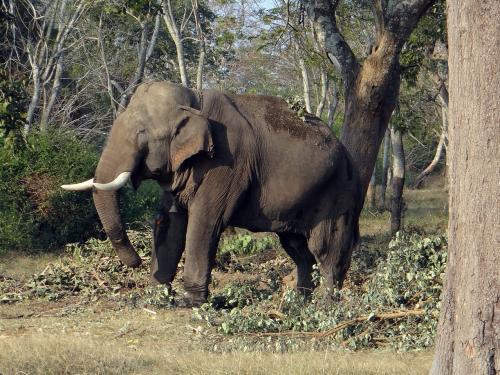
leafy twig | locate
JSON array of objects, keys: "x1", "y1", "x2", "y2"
[{"x1": 238, "y1": 309, "x2": 424, "y2": 339}]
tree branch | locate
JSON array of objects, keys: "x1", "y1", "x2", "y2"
[
  {"x1": 300, "y1": 0, "x2": 360, "y2": 91},
  {"x1": 385, "y1": 0, "x2": 436, "y2": 40},
  {"x1": 372, "y1": 0, "x2": 386, "y2": 40}
]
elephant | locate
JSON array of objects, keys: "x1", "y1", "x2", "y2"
[{"x1": 62, "y1": 81, "x2": 362, "y2": 306}]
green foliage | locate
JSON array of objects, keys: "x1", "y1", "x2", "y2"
[
  {"x1": 195, "y1": 231, "x2": 447, "y2": 352},
  {"x1": 0, "y1": 130, "x2": 161, "y2": 253},
  {"x1": 400, "y1": 0, "x2": 446, "y2": 85},
  {"x1": 103, "y1": 0, "x2": 161, "y2": 18},
  {"x1": 122, "y1": 180, "x2": 162, "y2": 226},
  {"x1": 366, "y1": 232, "x2": 447, "y2": 308},
  {"x1": 0, "y1": 131, "x2": 100, "y2": 252},
  {"x1": 0, "y1": 71, "x2": 28, "y2": 152},
  {"x1": 218, "y1": 234, "x2": 279, "y2": 257}
]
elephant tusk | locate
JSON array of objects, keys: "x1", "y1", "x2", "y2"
[
  {"x1": 93, "y1": 171, "x2": 132, "y2": 191},
  {"x1": 61, "y1": 178, "x2": 95, "y2": 191}
]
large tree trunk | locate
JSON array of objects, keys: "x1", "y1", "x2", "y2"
[
  {"x1": 302, "y1": 0, "x2": 435, "y2": 203},
  {"x1": 340, "y1": 34, "x2": 401, "y2": 197},
  {"x1": 390, "y1": 127, "x2": 405, "y2": 235},
  {"x1": 430, "y1": 1, "x2": 499, "y2": 374}
]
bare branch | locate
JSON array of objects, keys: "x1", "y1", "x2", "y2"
[
  {"x1": 146, "y1": 14, "x2": 161, "y2": 62},
  {"x1": 161, "y1": 0, "x2": 189, "y2": 86},
  {"x1": 97, "y1": 13, "x2": 117, "y2": 117}
]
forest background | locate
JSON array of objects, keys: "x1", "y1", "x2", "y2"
[
  {"x1": 0, "y1": 0, "x2": 448, "y2": 250},
  {"x1": 0, "y1": 1, "x2": 460, "y2": 373}
]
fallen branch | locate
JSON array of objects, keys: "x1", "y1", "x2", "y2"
[{"x1": 238, "y1": 309, "x2": 424, "y2": 339}]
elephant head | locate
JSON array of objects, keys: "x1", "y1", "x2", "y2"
[{"x1": 61, "y1": 83, "x2": 213, "y2": 267}]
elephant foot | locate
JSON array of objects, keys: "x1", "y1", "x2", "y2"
[
  {"x1": 283, "y1": 268, "x2": 314, "y2": 297},
  {"x1": 116, "y1": 249, "x2": 142, "y2": 268},
  {"x1": 150, "y1": 268, "x2": 176, "y2": 285},
  {"x1": 177, "y1": 291, "x2": 207, "y2": 308}
]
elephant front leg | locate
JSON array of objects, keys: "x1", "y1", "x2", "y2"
[
  {"x1": 182, "y1": 206, "x2": 224, "y2": 306},
  {"x1": 151, "y1": 193, "x2": 187, "y2": 285}
]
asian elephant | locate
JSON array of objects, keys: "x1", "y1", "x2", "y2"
[{"x1": 62, "y1": 82, "x2": 362, "y2": 306}]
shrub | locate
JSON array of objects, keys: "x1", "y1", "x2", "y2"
[
  {"x1": 0, "y1": 131, "x2": 98, "y2": 251},
  {"x1": 0, "y1": 130, "x2": 161, "y2": 253}
]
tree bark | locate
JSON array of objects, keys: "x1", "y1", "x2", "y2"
[
  {"x1": 316, "y1": 70, "x2": 328, "y2": 117},
  {"x1": 192, "y1": 0, "x2": 205, "y2": 90},
  {"x1": 367, "y1": 167, "x2": 377, "y2": 210},
  {"x1": 380, "y1": 127, "x2": 391, "y2": 209},
  {"x1": 430, "y1": 1, "x2": 499, "y2": 374},
  {"x1": 196, "y1": 47, "x2": 205, "y2": 91},
  {"x1": 298, "y1": 56, "x2": 312, "y2": 113},
  {"x1": 326, "y1": 84, "x2": 338, "y2": 129},
  {"x1": 26, "y1": 64, "x2": 41, "y2": 132},
  {"x1": 390, "y1": 127, "x2": 405, "y2": 235}
]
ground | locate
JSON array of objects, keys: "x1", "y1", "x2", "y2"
[{"x1": 0, "y1": 187, "x2": 447, "y2": 375}]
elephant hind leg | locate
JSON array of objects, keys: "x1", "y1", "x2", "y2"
[
  {"x1": 278, "y1": 233, "x2": 316, "y2": 294},
  {"x1": 307, "y1": 212, "x2": 358, "y2": 290}
]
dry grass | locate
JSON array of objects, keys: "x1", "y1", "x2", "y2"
[
  {"x1": 361, "y1": 187, "x2": 448, "y2": 236},
  {"x1": 0, "y1": 338, "x2": 433, "y2": 375},
  {"x1": 0, "y1": 301, "x2": 434, "y2": 375},
  {"x1": 0, "y1": 251, "x2": 60, "y2": 281},
  {"x1": 0, "y1": 330, "x2": 433, "y2": 375}
]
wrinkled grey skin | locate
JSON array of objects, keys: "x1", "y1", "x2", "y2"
[{"x1": 92, "y1": 81, "x2": 361, "y2": 306}]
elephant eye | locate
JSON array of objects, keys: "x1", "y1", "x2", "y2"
[{"x1": 174, "y1": 116, "x2": 189, "y2": 136}]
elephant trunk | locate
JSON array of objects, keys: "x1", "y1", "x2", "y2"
[{"x1": 93, "y1": 143, "x2": 142, "y2": 267}]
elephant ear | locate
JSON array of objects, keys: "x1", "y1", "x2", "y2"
[{"x1": 170, "y1": 106, "x2": 214, "y2": 171}]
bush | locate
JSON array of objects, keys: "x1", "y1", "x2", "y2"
[{"x1": 0, "y1": 130, "x2": 161, "y2": 253}]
